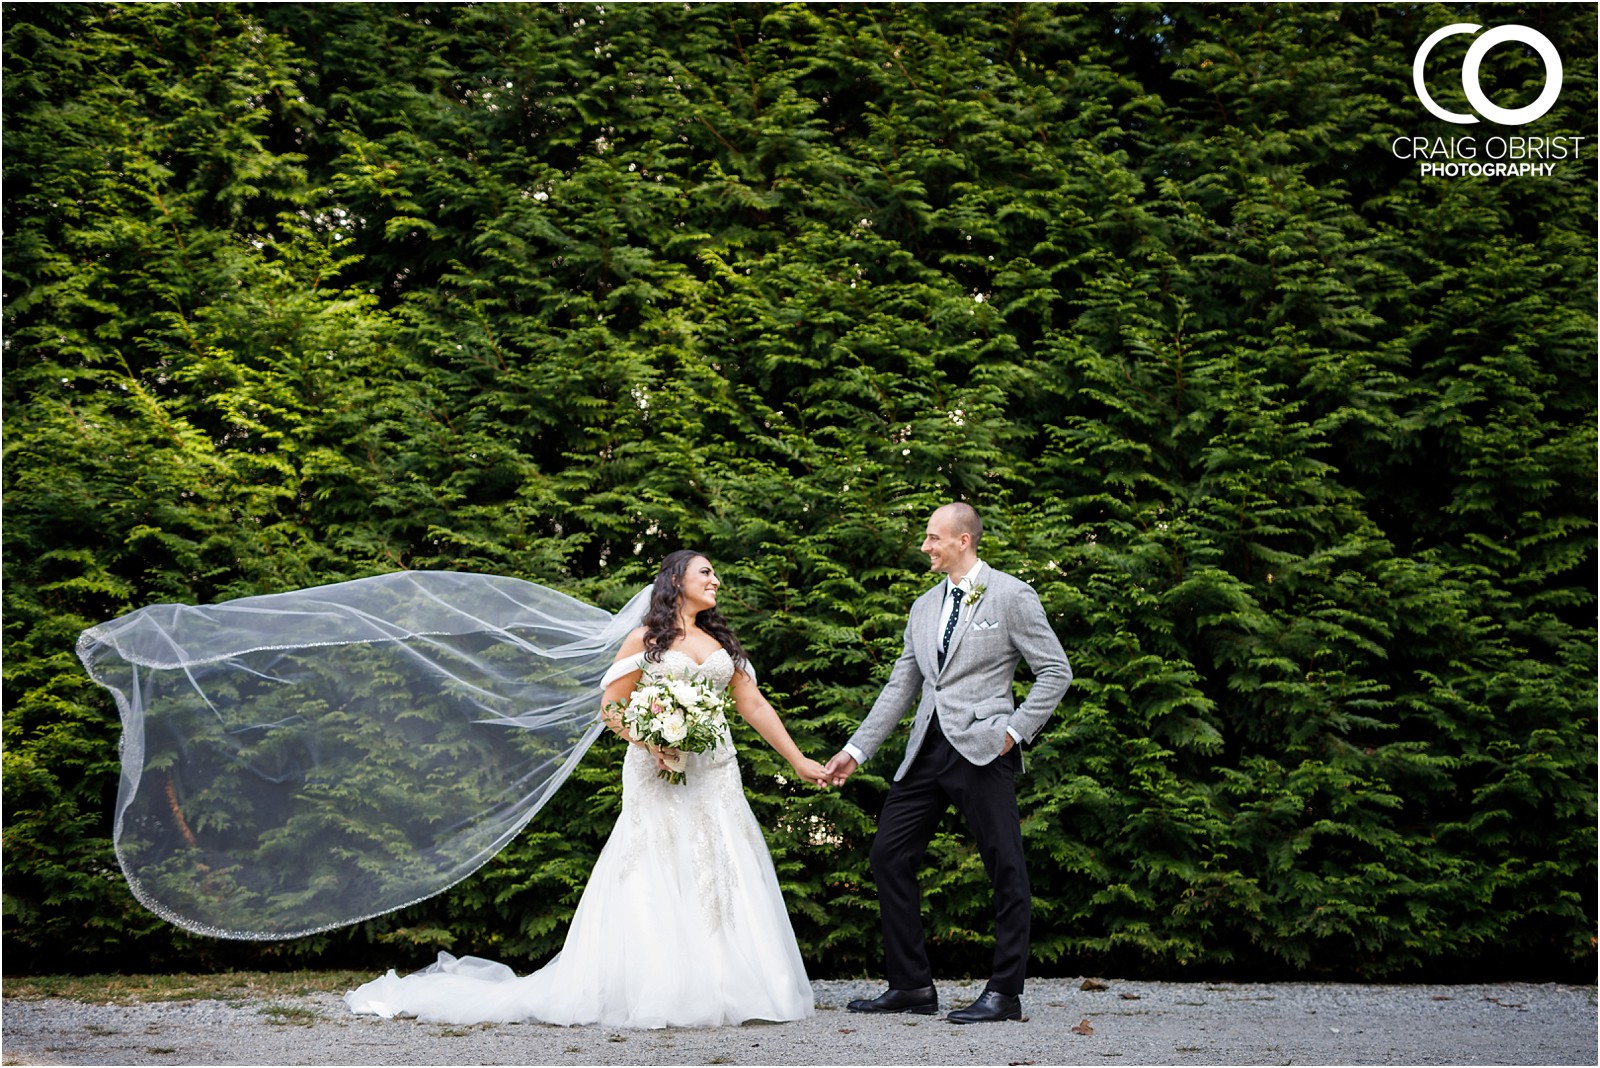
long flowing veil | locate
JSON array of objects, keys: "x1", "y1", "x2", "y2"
[{"x1": 75, "y1": 571, "x2": 650, "y2": 940}]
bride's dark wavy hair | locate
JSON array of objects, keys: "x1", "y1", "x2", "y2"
[{"x1": 641, "y1": 549, "x2": 748, "y2": 665}]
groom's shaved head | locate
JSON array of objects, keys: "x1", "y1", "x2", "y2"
[{"x1": 936, "y1": 502, "x2": 983, "y2": 546}]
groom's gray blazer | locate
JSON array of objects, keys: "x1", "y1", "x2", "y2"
[{"x1": 848, "y1": 566, "x2": 1072, "y2": 780}]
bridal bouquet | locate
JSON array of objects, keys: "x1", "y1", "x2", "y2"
[{"x1": 604, "y1": 673, "x2": 732, "y2": 785}]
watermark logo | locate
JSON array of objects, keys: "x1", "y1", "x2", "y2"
[
  {"x1": 1414, "y1": 23, "x2": 1563, "y2": 125},
  {"x1": 1397, "y1": 23, "x2": 1582, "y2": 178}
]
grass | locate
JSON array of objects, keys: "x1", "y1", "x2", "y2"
[
  {"x1": 2, "y1": 970, "x2": 374, "y2": 1005},
  {"x1": 258, "y1": 1004, "x2": 321, "y2": 1026}
]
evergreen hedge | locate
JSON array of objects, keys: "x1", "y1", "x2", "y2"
[{"x1": 4, "y1": 2, "x2": 1594, "y2": 980}]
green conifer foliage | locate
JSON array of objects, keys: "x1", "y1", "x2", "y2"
[{"x1": 4, "y1": 2, "x2": 1593, "y2": 978}]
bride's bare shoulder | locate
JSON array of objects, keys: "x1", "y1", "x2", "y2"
[{"x1": 615, "y1": 627, "x2": 648, "y2": 659}]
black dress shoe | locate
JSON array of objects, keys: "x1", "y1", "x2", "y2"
[
  {"x1": 947, "y1": 989, "x2": 1023, "y2": 1024},
  {"x1": 846, "y1": 985, "x2": 938, "y2": 1014}
]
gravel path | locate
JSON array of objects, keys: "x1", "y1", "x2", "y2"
[{"x1": 4, "y1": 976, "x2": 1594, "y2": 1066}]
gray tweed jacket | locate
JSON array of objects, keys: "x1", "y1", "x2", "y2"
[{"x1": 847, "y1": 565, "x2": 1072, "y2": 780}]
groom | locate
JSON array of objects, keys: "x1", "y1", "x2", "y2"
[{"x1": 825, "y1": 502, "x2": 1071, "y2": 1024}]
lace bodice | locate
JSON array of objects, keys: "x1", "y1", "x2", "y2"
[
  {"x1": 649, "y1": 647, "x2": 735, "y2": 690},
  {"x1": 601, "y1": 646, "x2": 739, "y2": 692}
]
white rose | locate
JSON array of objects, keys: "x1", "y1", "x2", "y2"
[
  {"x1": 659, "y1": 711, "x2": 687, "y2": 744},
  {"x1": 627, "y1": 686, "x2": 656, "y2": 718}
]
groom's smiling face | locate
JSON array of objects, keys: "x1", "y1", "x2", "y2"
[{"x1": 920, "y1": 510, "x2": 968, "y2": 575}]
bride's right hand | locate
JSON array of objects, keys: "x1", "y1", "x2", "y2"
[
  {"x1": 647, "y1": 744, "x2": 681, "y2": 773},
  {"x1": 789, "y1": 756, "x2": 830, "y2": 787}
]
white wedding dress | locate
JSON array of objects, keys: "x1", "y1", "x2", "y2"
[{"x1": 344, "y1": 648, "x2": 815, "y2": 1029}]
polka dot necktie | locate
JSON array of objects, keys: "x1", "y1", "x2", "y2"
[{"x1": 938, "y1": 590, "x2": 962, "y2": 669}]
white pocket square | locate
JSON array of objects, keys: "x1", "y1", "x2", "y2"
[{"x1": 974, "y1": 618, "x2": 999, "y2": 630}]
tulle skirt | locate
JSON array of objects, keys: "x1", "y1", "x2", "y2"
[{"x1": 345, "y1": 740, "x2": 815, "y2": 1028}]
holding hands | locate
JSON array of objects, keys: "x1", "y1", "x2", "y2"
[
  {"x1": 814, "y1": 734, "x2": 1006, "y2": 787},
  {"x1": 790, "y1": 755, "x2": 832, "y2": 788},
  {"x1": 823, "y1": 751, "x2": 858, "y2": 787}
]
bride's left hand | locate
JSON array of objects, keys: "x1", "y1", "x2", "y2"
[
  {"x1": 647, "y1": 744, "x2": 683, "y2": 773},
  {"x1": 790, "y1": 756, "x2": 831, "y2": 788}
]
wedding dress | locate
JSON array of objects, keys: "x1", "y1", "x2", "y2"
[
  {"x1": 344, "y1": 646, "x2": 815, "y2": 1028},
  {"x1": 78, "y1": 571, "x2": 814, "y2": 1027}
]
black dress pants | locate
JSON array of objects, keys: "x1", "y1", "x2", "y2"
[{"x1": 868, "y1": 714, "x2": 1030, "y2": 995}]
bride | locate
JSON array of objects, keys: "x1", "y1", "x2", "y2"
[{"x1": 344, "y1": 550, "x2": 829, "y2": 1028}]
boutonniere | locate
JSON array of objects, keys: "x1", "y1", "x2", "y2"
[{"x1": 964, "y1": 583, "x2": 987, "y2": 607}]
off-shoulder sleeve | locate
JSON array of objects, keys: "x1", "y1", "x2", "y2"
[{"x1": 601, "y1": 651, "x2": 648, "y2": 689}]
